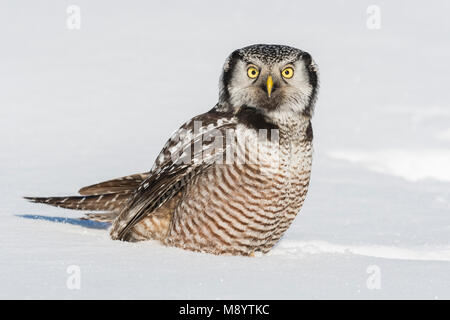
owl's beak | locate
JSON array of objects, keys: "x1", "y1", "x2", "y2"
[{"x1": 266, "y1": 75, "x2": 273, "y2": 98}]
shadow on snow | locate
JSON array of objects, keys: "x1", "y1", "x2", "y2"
[{"x1": 16, "y1": 214, "x2": 110, "y2": 230}]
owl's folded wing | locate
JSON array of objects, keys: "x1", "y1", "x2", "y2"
[{"x1": 110, "y1": 108, "x2": 236, "y2": 240}]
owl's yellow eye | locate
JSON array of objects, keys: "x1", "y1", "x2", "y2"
[
  {"x1": 281, "y1": 67, "x2": 294, "y2": 79},
  {"x1": 247, "y1": 66, "x2": 259, "y2": 79}
]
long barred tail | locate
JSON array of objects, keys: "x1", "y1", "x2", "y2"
[
  {"x1": 24, "y1": 192, "x2": 130, "y2": 212},
  {"x1": 24, "y1": 172, "x2": 149, "y2": 223}
]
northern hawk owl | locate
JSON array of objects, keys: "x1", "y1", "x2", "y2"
[{"x1": 26, "y1": 44, "x2": 319, "y2": 256}]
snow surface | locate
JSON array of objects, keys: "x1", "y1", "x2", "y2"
[{"x1": 1, "y1": 0, "x2": 449, "y2": 299}]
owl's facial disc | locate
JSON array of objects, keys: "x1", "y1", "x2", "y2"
[{"x1": 219, "y1": 45, "x2": 319, "y2": 118}]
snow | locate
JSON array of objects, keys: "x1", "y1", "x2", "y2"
[
  {"x1": 1, "y1": 0, "x2": 449, "y2": 299},
  {"x1": 328, "y1": 149, "x2": 450, "y2": 182},
  {"x1": 436, "y1": 129, "x2": 450, "y2": 142}
]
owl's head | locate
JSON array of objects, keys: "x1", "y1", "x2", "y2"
[{"x1": 219, "y1": 44, "x2": 318, "y2": 118}]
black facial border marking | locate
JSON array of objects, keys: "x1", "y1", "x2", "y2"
[
  {"x1": 299, "y1": 51, "x2": 319, "y2": 118},
  {"x1": 219, "y1": 50, "x2": 242, "y2": 103}
]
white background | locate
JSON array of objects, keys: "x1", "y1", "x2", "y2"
[{"x1": 0, "y1": 0, "x2": 449, "y2": 299}]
